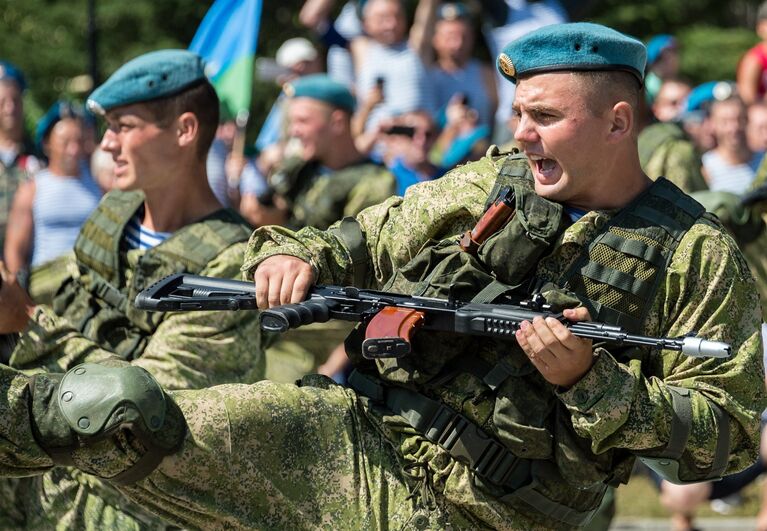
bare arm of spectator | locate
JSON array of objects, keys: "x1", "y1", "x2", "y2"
[
  {"x1": 738, "y1": 53, "x2": 764, "y2": 106},
  {"x1": 351, "y1": 83, "x2": 384, "y2": 138},
  {"x1": 409, "y1": 0, "x2": 439, "y2": 64},
  {"x1": 299, "y1": 0, "x2": 337, "y2": 29},
  {"x1": 350, "y1": 36, "x2": 373, "y2": 77},
  {"x1": 240, "y1": 193, "x2": 290, "y2": 228},
  {"x1": 3, "y1": 179, "x2": 35, "y2": 275}
]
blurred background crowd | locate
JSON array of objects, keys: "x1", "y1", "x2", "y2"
[{"x1": 3, "y1": 0, "x2": 767, "y2": 527}]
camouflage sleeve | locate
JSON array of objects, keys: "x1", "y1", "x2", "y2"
[
  {"x1": 342, "y1": 169, "x2": 396, "y2": 220},
  {"x1": 12, "y1": 243, "x2": 265, "y2": 389},
  {"x1": 0, "y1": 367, "x2": 54, "y2": 476},
  {"x1": 242, "y1": 156, "x2": 500, "y2": 288},
  {"x1": 558, "y1": 217, "x2": 766, "y2": 480},
  {"x1": 657, "y1": 141, "x2": 708, "y2": 193}
]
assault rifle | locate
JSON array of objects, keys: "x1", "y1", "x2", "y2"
[{"x1": 135, "y1": 274, "x2": 732, "y2": 359}]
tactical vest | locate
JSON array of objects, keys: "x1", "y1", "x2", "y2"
[
  {"x1": 347, "y1": 152, "x2": 707, "y2": 526},
  {"x1": 41, "y1": 190, "x2": 251, "y2": 362},
  {"x1": 272, "y1": 157, "x2": 392, "y2": 230}
]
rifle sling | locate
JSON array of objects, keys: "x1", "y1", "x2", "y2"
[{"x1": 348, "y1": 369, "x2": 532, "y2": 491}]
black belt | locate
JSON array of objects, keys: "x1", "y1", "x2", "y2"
[{"x1": 348, "y1": 370, "x2": 531, "y2": 492}]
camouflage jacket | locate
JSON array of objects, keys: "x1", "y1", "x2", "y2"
[
  {"x1": 639, "y1": 122, "x2": 708, "y2": 193},
  {"x1": 271, "y1": 156, "x2": 396, "y2": 230}
]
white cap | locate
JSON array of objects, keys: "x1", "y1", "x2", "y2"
[{"x1": 276, "y1": 38, "x2": 318, "y2": 69}]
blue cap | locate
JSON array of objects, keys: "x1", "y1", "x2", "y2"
[
  {"x1": 0, "y1": 61, "x2": 26, "y2": 91},
  {"x1": 685, "y1": 81, "x2": 735, "y2": 113},
  {"x1": 497, "y1": 23, "x2": 647, "y2": 85},
  {"x1": 87, "y1": 49, "x2": 206, "y2": 114},
  {"x1": 646, "y1": 35, "x2": 677, "y2": 65},
  {"x1": 35, "y1": 101, "x2": 84, "y2": 149},
  {"x1": 284, "y1": 74, "x2": 356, "y2": 112},
  {"x1": 438, "y1": 3, "x2": 470, "y2": 21}
]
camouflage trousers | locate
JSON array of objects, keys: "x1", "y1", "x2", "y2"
[
  {"x1": 79, "y1": 377, "x2": 556, "y2": 530},
  {"x1": 0, "y1": 471, "x2": 172, "y2": 531}
]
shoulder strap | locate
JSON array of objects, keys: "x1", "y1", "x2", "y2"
[
  {"x1": 74, "y1": 190, "x2": 145, "y2": 285},
  {"x1": 483, "y1": 150, "x2": 529, "y2": 211}
]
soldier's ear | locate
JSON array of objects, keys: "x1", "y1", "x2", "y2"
[
  {"x1": 176, "y1": 112, "x2": 199, "y2": 149},
  {"x1": 606, "y1": 101, "x2": 633, "y2": 143},
  {"x1": 328, "y1": 109, "x2": 347, "y2": 133}
]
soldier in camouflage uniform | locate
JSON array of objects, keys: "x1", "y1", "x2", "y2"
[
  {"x1": 241, "y1": 74, "x2": 396, "y2": 382},
  {"x1": 0, "y1": 51, "x2": 267, "y2": 529},
  {"x1": 241, "y1": 73, "x2": 395, "y2": 232},
  {"x1": 0, "y1": 61, "x2": 39, "y2": 261},
  {"x1": 0, "y1": 23, "x2": 763, "y2": 530},
  {"x1": 638, "y1": 121, "x2": 708, "y2": 193}
]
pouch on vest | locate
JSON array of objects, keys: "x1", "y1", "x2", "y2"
[{"x1": 477, "y1": 184, "x2": 566, "y2": 287}]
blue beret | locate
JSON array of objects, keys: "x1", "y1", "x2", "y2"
[
  {"x1": 0, "y1": 61, "x2": 26, "y2": 91},
  {"x1": 497, "y1": 22, "x2": 646, "y2": 85},
  {"x1": 35, "y1": 101, "x2": 84, "y2": 149},
  {"x1": 685, "y1": 81, "x2": 735, "y2": 113},
  {"x1": 87, "y1": 50, "x2": 206, "y2": 114},
  {"x1": 438, "y1": 3, "x2": 470, "y2": 21},
  {"x1": 678, "y1": 81, "x2": 736, "y2": 124},
  {"x1": 284, "y1": 74, "x2": 356, "y2": 112},
  {"x1": 646, "y1": 34, "x2": 677, "y2": 65}
]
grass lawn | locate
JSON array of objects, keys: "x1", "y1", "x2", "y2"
[{"x1": 615, "y1": 472, "x2": 763, "y2": 518}]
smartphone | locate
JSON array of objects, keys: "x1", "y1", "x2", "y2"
[
  {"x1": 375, "y1": 76, "x2": 385, "y2": 89},
  {"x1": 384, "y1": 125, "x2": 416, "y2": 137}
]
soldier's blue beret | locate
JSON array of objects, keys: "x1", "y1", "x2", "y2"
[
  {"x1": 87, "y1": 50, "x2": 206, "y2": 115},
  {"x1": 284, "y1": 74, "x2": 356, "y2": 112},
  {"x1": 438, "y1": 2, "x2": 470, "y2": 21},
  {"x1": 685, "y1": 81, "x2": 735, "y2": 113},
  {"x1": 0, "y1": 61, "x2": 26, "y2": 91},
  {"x1": 646, "y1": 34, "x2": 677, "y2": 65},
  {"x1": 35, "y1": 101, "x2": 84, "y2": 149},
  {"x1": 497, "y1": 22, "x2": 647, "y2": 85}
]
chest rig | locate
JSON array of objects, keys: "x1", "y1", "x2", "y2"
[
  {"x1": 273, "y1": 157, "x2": 387, "y2": 230},
  {"x1": 348, "y1": 152, "x2": 706, "y2": 525},
  {"x1": 46, "y1": 190, "x2": 251, "y2": 361}
]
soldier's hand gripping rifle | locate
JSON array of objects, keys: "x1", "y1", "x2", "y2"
[{"x1": 135, "y1": 273, "x2": 731, "y2": 359}]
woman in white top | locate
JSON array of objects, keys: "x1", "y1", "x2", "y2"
[
  {"x1": 702, "y1": 96, "x2": 764, "y2": 194},
  {"x1": 4, "y1": 101, "x2": 102, "y2": 303}
]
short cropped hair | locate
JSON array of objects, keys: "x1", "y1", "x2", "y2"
[
  {"x1": 141, "y1": 79, "x2": 219, "y2": 159},
  {"x1": 572, "y1": 70, "x2": 642, "y2": 117}
]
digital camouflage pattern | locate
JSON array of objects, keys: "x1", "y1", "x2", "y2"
[
  {"x1": 0, "y1": 198, "x2": 266, "y2": 530},
  {"x1": 0, "y1": 153, "x2": 760, "y2": 530},
  {"x1": 272, "y1": 157, "x2": 396, "y2": 231},
  {"x1": 638, "y1": 122, "x2": 708, "y2": 194}
]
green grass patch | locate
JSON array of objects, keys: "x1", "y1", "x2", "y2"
[{"x1": 615, "y1": 473, "x2": 763, "y2": 518}]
